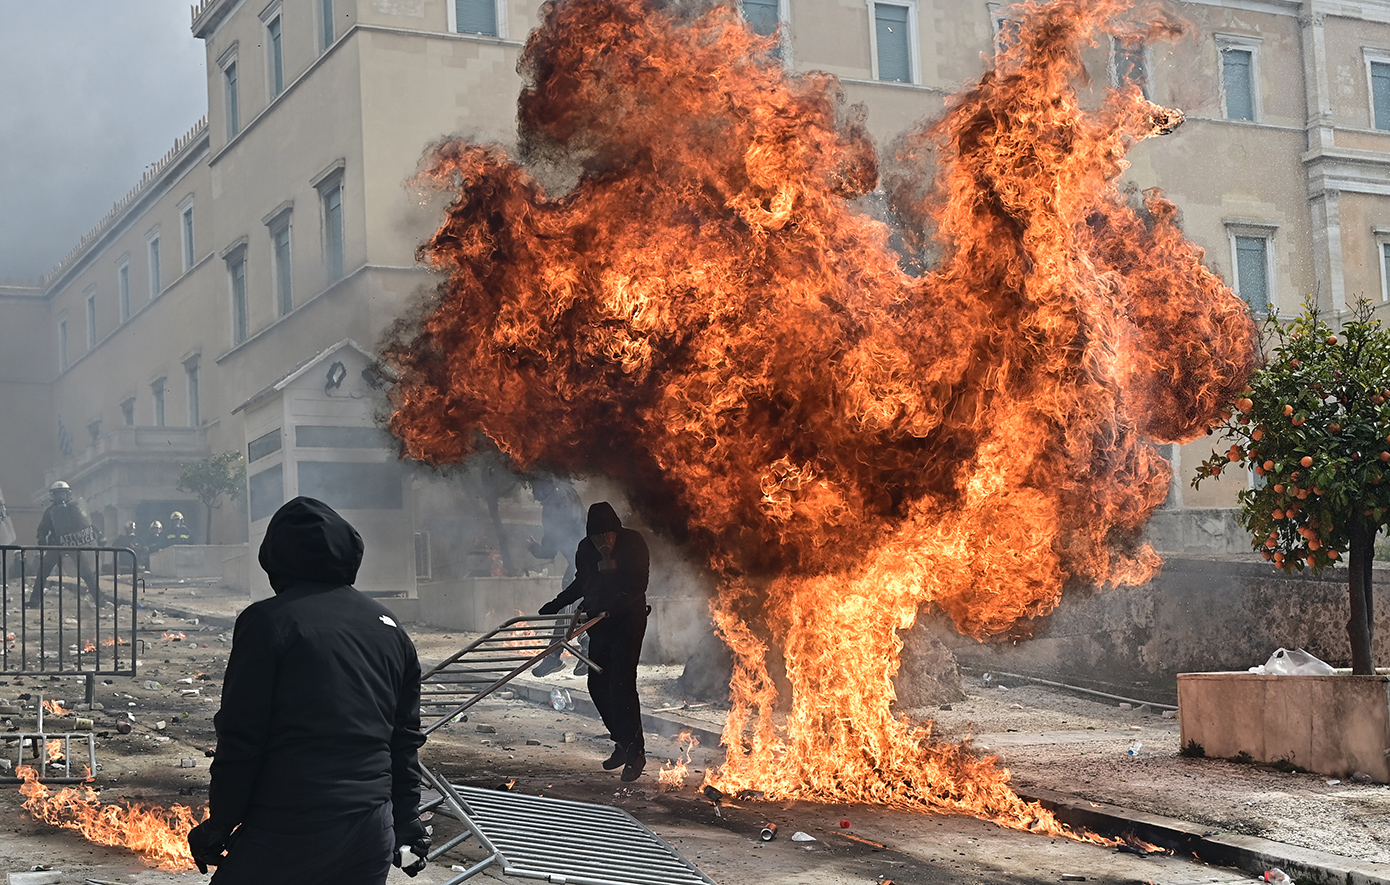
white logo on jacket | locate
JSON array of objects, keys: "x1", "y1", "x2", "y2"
[{"x1": 379, "y1": 614, "x2": 398, "y2": 628}]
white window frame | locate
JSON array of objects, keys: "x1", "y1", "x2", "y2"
[
  {"x1": 224, "y1": 240, "x2": 250, "y2": 345},
  {"x1": 1375, "y1": 227, "x2": 1390, "y2": 302},
  {"x1": 116, "y1": 255, "x2": 131, "y2": 323},
  {"x1": 219, "y1": 45, "x2": 241, "y2": 139},
  {"x1": 447, "y1": 0, "x2": 509, "y2": 39},
  {"x1": 1216, "y1": 33, "x2": 1261, "y2": 123},
  {"x1": 319, "y1": 0, "x2": 336, "y2": 52},
  {"x1": 867, "y1": 0, "x2": 920, "y2": 85},
  {"x1": 179, "y1": 195, "x2": 196, "y2": 272},
  {"x1": 266, "y1": 205, "x2": 294, "y2": 317},
  {"x1": 151, "y1": 377, "x2": 167, "y2": 428},
  {"x1": 262, "y1": 3, "x2": 285, "y2": 99},
  {"x1": 145, "y1": 226, "x2": 162, "y2": 300},
  {"x1": 84, "y1": 285, "x2": 97, "y2": 349},
  {"x1": 739, "y1": 0, "x2": 792, "y2": 63},
  {"x1": 184, "y1": 355, "x2": 202, "y2": 427},
  {"x1": 1363, "y1": 48, "x2": 1390, "y2": 131},
  {"x1": 1226, "y1": 219, "x2": 1279, "y2": 316},
  {"x1": 57, "y1": 314, "x2": 68, "y2": 372},
  {"x1": 987, "y1": 2, "x2": 1021, "y2": 58},
  {"x1": 1110, "y1": 35, "x2": 1150, "y2": 98}
]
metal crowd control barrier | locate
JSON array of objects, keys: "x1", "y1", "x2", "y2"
[
  {"x1": 420, "y1": 612, "x2": 605, "y2": 734},
  {"x1": 419, "y1": 777, "x2": 717, "y2": 885},
  {"x1": 0, "y1": 545, "x2": 140, "y2": 703}
]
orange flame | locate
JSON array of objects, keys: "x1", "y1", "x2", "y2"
[
  {"x1": 658, "y1": 729, "x2": 700, "y2": 792},
  {"x1": 42, "y1": 699, "x2": 70, "y2": 717},
  {"x1": 44, "y1": 739, "x2": 65, "y2": 764},
  {"x1": 82, "y1": 636, "x2": 132, "y2": 653},
  {"x1": 17, "y1": 766, "x2": 205, "y2": 870},
  {"x1": 160, "y1": 631, "x2": 186, "y2": 642},
  {"x1": 382, "y1": 0, "x2": 1257, "y2": 832}
]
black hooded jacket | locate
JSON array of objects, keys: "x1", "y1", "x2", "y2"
[
  {"x1": 549, "y1": 502, "x2": 649, "y2": 616},
  {"x1": 209, "y1": 497, "x2": 425, "y2": 834}
]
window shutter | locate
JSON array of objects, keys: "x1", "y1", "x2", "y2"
[
  {"x1": 1371, "y1": 62, "x2": 1390, "y2": 130},
  {"x1": 742, "y1": 0, "x2": 779, "y2": 37},
  {"x1": 1222, "y1": 48, "x2": 1254, "y2": 121},
  {"x1": 456, "y1": 0, "x2": 497, "y2": 36},
  {"x1": 1235, "y1": 236, "x2": 1269, "y2": 313},
  {"x1": 875, "y1": 4, "x2": 911, "y2": 83}
]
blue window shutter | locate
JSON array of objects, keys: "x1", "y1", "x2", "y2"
[
  {"x1": 1371, "y1": 62, "x2": 1390, "y2": 130},
  {"x1": 456, "y1": 0, "x2": 497, "y2": 36},
  {"x1": 1235, "y1": 235, "x2": 1269, "y2": 313},
  {"x1": 1222, "y1": 48, "x2": 1254, "y2": 121},
  {"x1": 875, "y1": 3, "x2": 911, "y2": 83}
]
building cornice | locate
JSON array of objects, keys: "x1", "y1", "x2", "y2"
[
  {"x1": 42, "y1": 119, "x2": 210, "y2": 296},
  {"x1": 1303, "y1": 143, "x2": 1390, "y2": 196},
  {"x1": 191, "y1": 0, "x2": 246, "y2": 39}
]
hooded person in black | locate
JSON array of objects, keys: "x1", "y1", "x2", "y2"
[
  {"x1": 187, "y1": 497, "x2": 429, "y2": 883},
  {"x1": 538, "y1": 502, "x2": 650, "y2": 781}
]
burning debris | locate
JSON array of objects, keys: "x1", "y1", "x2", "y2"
[
  {"x1": 384, "y1": 0, "x2": 1256, "y2": 833},
  {"x1": 17, "y1": 767, "x2": 204, "y2": 870},
  {"x1": 657, "y1": 729, "x2": 700, "y2": 792}
]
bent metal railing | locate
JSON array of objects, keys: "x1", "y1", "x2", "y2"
[{"x1": 0, "y1": 545, "x2": 140, "y2": 690}]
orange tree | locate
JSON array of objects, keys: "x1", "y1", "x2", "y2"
[{"x1": 1195, "y1": 300, "x2": 1387, "y2": 675}]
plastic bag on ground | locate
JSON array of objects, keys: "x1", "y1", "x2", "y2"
[{"x1": 1248, "y1": 648, "x2": 1336, "y2": 676}]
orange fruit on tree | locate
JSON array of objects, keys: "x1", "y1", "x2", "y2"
[{"x1": 1300, "y1": 456, "x2": 1313, "y2": 467}]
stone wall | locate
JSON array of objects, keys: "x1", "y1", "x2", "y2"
[{"x1": 933, "y1": 553, "x2": 1390, "y2": 702}]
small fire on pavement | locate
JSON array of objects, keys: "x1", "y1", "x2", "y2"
[
  {"x1": 658, "y1": 729, "x2": 700, "y2": 792},
  {"x1": 17, "y1": 766, "x2": 204, "y2": 870}
]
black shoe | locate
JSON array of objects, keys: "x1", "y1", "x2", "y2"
[
  {"x1": 602, "y1": 743, "x2": 628, "y2": 770},
  {"x1": 621, "y1": 751, "x2": 646, "y2": 782},
  {"x1": 532, "y1": 655, "x2": 564, "y2": 678},
  {"x1": 573, "y1": 661, "x2": 589, "y2": 677},
  {"x1": 24, "y1": 597, "x2": 41, "y2": 610}
]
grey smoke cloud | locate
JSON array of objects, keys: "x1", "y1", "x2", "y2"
[{"x1": 0, "y1": 1, "x2": 206, "y2": 283}]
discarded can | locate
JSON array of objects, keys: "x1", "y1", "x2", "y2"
[
  {"x1": 839, "y1": 819, "x2": 850, "y2": 828},
  {"x1": 760, "y1": 823, "x2": 778, "y2": 841},
  {"x1": 115, "y1": 720, "x2": 132, "y2": 735},
  {"x1": 74, "y1": 717, "x2": 93, "y2": 732}
]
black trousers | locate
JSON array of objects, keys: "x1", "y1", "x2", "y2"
[
  {"x1": 27, "y1": 550, "x2": 102, "y2": 606},
  {"x1": 586, "y1": 606, "x2": 647, "y2": 753},
  {"x1": 210, "y1": 801, "x2": 393, "y2": 885}
]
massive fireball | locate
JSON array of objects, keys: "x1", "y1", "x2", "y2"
[{"x1": 383, "y1": 0, "x2": 1258, "y2": 829}]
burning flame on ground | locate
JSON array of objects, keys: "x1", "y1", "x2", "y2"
[
  {"x1": 658, "y1": 729, "x2": 701, "y2": 792},
  {"x1": 160, "y1": 631, "x2": 186, "y2": 642},
  {"x1": 17, "y1": 766, "x2": 204, "y2": 870},
  {"x1": 44, "y1": 739, "x2": 65, "y2": 764},
  {"x1": 383, "y1": 0, "x2": 1256, "y2": 833},
  {"x1": 82, "y1": 636, "x2": 131, "y2": 652},
  {"x1": 42, "y1": 699, "x2": 70, "y2": 717}
]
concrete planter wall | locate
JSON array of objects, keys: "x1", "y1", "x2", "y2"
[
  {"x1": 148, "y1": 544, "x2": 250, "y2": 593},
  {"x1": 1177, "y1": 672, "x2": 1390, "y2": 783}
]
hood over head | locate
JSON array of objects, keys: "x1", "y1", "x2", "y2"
[
  {"x1": 586, "y1": 501, "x2": 622, "y2": 535},
  {"x1": 259, "y1": 496, "x2": 364, "y2": 591}
]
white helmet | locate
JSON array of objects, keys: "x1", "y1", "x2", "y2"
[
  {"x1": 49, "y1": 481, "x2": 72, "y2": 503},
  {"x1": 49, "y1": 481, "x2": 70, "y2": 491},
  {"x1": 170, "y1": 511, "x2": 184, "y2": 521}
]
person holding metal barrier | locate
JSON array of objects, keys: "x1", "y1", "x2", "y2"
[
  {"x1": 27, "y1": 481, "x2": 103, "y2": 608},
  {"x1": 538, "y1": 502, "x2": 650, "y2": 782},
  {"x1": 187, "y1": 496, "x2": 430, "y2": 882}
]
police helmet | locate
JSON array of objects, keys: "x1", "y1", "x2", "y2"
[
  {"x1": 170, "y1": 511, "x2": 184, "y2": 522},
  {"x1": 49, "y1": 481, "x2": 72, "y2": 503}
]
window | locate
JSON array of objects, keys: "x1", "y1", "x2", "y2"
[
  {"x1": 1377, "y1": 232, "x2": 1390, "y2": 302},
  {"x1": 271, "y1": 216, "x2": 293, "y2": 315},
  {"x1": 871, "y1": 2, "x2": 915, "y2": 84},
  {"x1": 415, "y1": 531, "x2": 432, "y2": 579},
  {"x1": 321, "y1": 179, "x2": 344, "y2": 282},
  {"x1": 152, "y1": 378, "x2": 167, "y2": 427},
  {"x1": 320, "y1": 0, "x2": 335, "y2": 50},
  {"x1": 147, "y1": 230, "x2": 161, "y2": 299},
  {"x1": 298, "y1": 461, "x2": 404, "y2": 510},
  {"x1": 180, "y1": 198, "x2": 196, "y2": 271},
  {"x1": 742, "y1": 0, "x2": 779, "y2": 37},
  {"x1": 224, "y1": 59, "x2": 240, "y2": 138},
  {"x1": 117, "y1": 259, "x2": 131, "y2": 322},
  {"x1": 228, "y1": 248, "x2": 249, "y2": 344},
  {"x1": 1112, "y1": 37, "x2": 1148, "y2": 99},
  {"x1": 266, "y1": 11, "x2": 285, "y2": 98},
  {"x1": 988, "y1": 3, "x2": 1021, "y2": 57},
  {"x1": 1218, "y1": 37, "x2": 1258, "y2": 122},
  {"x1": 121, "y1": 398, "x2": 135, "y2": 426},
  {"x1": 58, "y1": 316, "x2": 68, "y2": 371},
  {"x1": 1369, "y1": 57, "x2": 1390, "y2": 130},
  {"x1": 248, "y1": 428, "x2": 282, "y2": 462},
  {"x1": 1227, "y1": 223, "x2": 1276, "y2": 314},
  {"x1": 88, "y1": 420, "x2": 101, "y2": 446},
  {"x1": 453, "y1": 0, "x2": 499, "y2": 36},
  {"x1": 249, "y1": 464, "x2": 284, "y2": 521},
  {"x1": 185, "y1": 358, "x2": 201, "y2": 427},
  {"x1": 85, "y1": 287, "x2": 97, "y2": 349}
]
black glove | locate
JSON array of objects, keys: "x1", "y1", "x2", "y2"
[
  {"x1": 187, "y1": 820, "x2": 231, "y2": 874},
  {"x1": 393, "y1": 816, "x2": 431, "y2": 877},
  {"x1": 538, "y1": 599, "x2": 562, "y2": 616}
]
